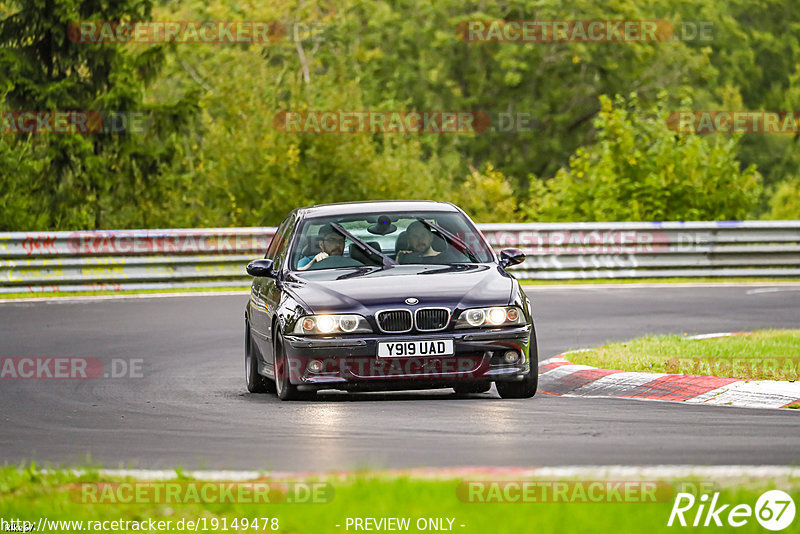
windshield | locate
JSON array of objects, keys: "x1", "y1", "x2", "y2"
[{"x1": 290, "y1": 210, "x2": 495, "y2": 271}]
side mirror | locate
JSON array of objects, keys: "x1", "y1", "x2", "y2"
[
  {"x1": 246, "y1": 259, "x2": 276, "y2": 278},
  {"x1": 499, "y1": 248, "x2": 526, "y2": 268}
]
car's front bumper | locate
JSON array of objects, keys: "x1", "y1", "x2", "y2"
[{"x1": 282, "y1": 325, "x2": 533, "y2": 391}]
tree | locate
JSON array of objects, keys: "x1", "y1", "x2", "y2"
[
  {"x1": 2, "y1": 0, "x2": 797, "y2": 230},
  {"x1": 324, "y1": 0, "x2": 722, "y2": 193},
  {"x1": 0, "y1": 0, "x2": 197, "y2": 230},
  {"x1": 145, "y1": 0, "x2": 458, "y2": 226},
  {"x1": 524, "y1": 94, "x2": 762, "y2": 221},
  {"x1": 456, "y1": 164, "x2": 516, "y2": 222},
  {"x1": 765, "y1": 176, "x2": 800, "y2": 219}
]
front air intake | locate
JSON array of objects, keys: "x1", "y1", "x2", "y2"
[
  {"x1": 415, "y1": 308, "x2": 450, "y2": 331},
  {"x1": 376, "y1": 309, "x2": 413, "y2": 333}
]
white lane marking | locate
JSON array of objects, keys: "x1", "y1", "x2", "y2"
[
  {"x1": 45, "y1": 465, "x2": 800, "y2": 481},
  {"x1": 685, "y1": 332, "x2": 738, "y2": 340},
  {"x1": 520, "y1": 465, "x2": 800, "y2": 480},
  {"x1": 747, "y1": 287, "x2": 800, "y2": 295},
  {"x1": 538, "y1": 364, "x2": 598, "y2": 380},
  {"x1": 687, "y1": 381, "x2": 800, "y2": 409},
  {"x1": 0, "y1": 291, "x2": 249, "y2": 304},
  {"x1": 539, "y1": 356, "x2": 569, "y2": 365},
  {"x1": 570, "y1": 371, "x2": 668, "y2": 396}
]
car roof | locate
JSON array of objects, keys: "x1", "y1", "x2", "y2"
[{"x1": 297, "y1": 200, "x2": 461, "y2": 219}]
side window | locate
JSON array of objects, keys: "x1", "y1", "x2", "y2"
[
  {"x1": 272, "y1": 216, "x2": 297, "y2": 269},
  {"x1": 264, "y1": 214, "x2": 294, "y2": 261}
]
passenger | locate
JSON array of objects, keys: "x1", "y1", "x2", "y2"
[
  {"x1": 297, "y1": 224, "x2": 345, "y2": 270},
  {"x1": 396, "y1": 221, "x2": 442, "y2": 264}
]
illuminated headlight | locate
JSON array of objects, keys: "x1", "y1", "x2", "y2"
[
  {"x1": 316, "y1": 315, "x2": 336, "y2": 333},
  {"x1": 488, "y1": 307, "x2": 507, "y2": 325},
  {"x1": 465, "y1": 309, "x2": 485, "y2": 326},
  {"x1": 455, "y1": 306, "x2": 524, "y2": 329},
  {"x1": 292, "y1": 314, "x2": 372, "y2": 335}
]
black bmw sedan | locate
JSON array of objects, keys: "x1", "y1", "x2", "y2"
[{"x1": 245, "y1": 200, "x2": 537, "y2": 400}]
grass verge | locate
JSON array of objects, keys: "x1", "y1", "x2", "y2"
[
  {"x1": 1, "y1": 466, "x2": 798, "y2": 534},
  {"x1": 566, "y1": 330, "x2": 800, "y2": 381}
]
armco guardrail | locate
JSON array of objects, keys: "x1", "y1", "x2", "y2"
[
  {"x1": 0, "y1": 228, "x2": 275, "y2": 293},
  {"x1": 1, "y1": 221, "x2": 799, "y2": 293},
  {"x1": 480, "y1": 220, "x2": 800, "y2": 279}
]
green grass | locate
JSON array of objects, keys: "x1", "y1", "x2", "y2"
[
  {"x1": 0, "y1": 286, "x2": 248, "y2": 299},
  {"x1": 522, "y1": 277, "x2": 800, "y2": 285},
  {"x1": 567, "y1": 330, "x2": 800, "y2": 381},
  {"x1": 1, "y1": 466, "x2": 798, "y2": 534}
]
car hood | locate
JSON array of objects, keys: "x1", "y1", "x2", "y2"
[{"x1": 284, "y1": 264, "x2": 514, "y2": 314}]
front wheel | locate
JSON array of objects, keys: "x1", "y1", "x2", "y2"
[
  {"x1": 274, "y1": 331, "x2": 314, "y2": 401},
  {"x1": 496, "y1": 327, "x2": 538, "y2": 399},
  {"x1": 246, "y1": 321, "x2": 274, "y2": 393}
]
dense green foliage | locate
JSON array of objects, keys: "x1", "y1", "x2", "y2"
[
  {"x1": 0, "y1": 0, "x2": 199, "y2": 229},
  {"x1": 1, "y1": 0, "x2": 799, "y2": 229},
  {"x1": 526, "y1": 94, "x2": 762, "y2": 221},
  {"x1": 766, "y1": 177, "x2": 800, "y2": 220}
]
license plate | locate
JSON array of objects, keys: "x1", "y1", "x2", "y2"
[{"x1": 378, "y1": 340, "x2": 454, "y2": 358}]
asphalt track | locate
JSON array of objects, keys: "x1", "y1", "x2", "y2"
[{"x1": 1, "y1": 285, "x2": 799, "y2": 470}]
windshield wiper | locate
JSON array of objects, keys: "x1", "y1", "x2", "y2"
[
  {"x1": 330, "y1": 222, "x2": 397, "y2": 268},
  {"x1": 336, "y1": 265, "x2": 383, "y2": 280},
  {"x1": 416, "y1": 218, "x2": 479, "y2": 263}
]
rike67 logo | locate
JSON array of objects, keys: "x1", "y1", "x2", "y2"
[{"x1": 668, "y1": 490, "x2": 795, "y2": 531}]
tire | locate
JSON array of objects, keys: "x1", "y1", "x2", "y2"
[
  {"x1": 245, "y1": 320, "x2": 274, "y2": 393},
  {"x1": 274, "y1": 331, "x2": 314, "y2": 401},
  {"x1": 496, "y1": 326, "x2": 539, "y2": 399},
  {"x1": 453, "y1": 382, "x2": 492, "y2": 394}
]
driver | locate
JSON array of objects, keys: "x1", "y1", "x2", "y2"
[
  {"x1": 297, "y1": 224, "x2": 345, "y2": 270},
  {"x1": 396, "y1": 221, "x2": 442, "y2": 263}
]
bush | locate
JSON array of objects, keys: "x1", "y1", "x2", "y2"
[
  {"x1": 765, "y1": 177, "x2": 800, "y2": 219},
  {"x1": 524, "y1": 93, "x2": 762, "y2": 222},
  {"x1": 455, "y1": 164, "x2": 516, "y2": 223}
]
